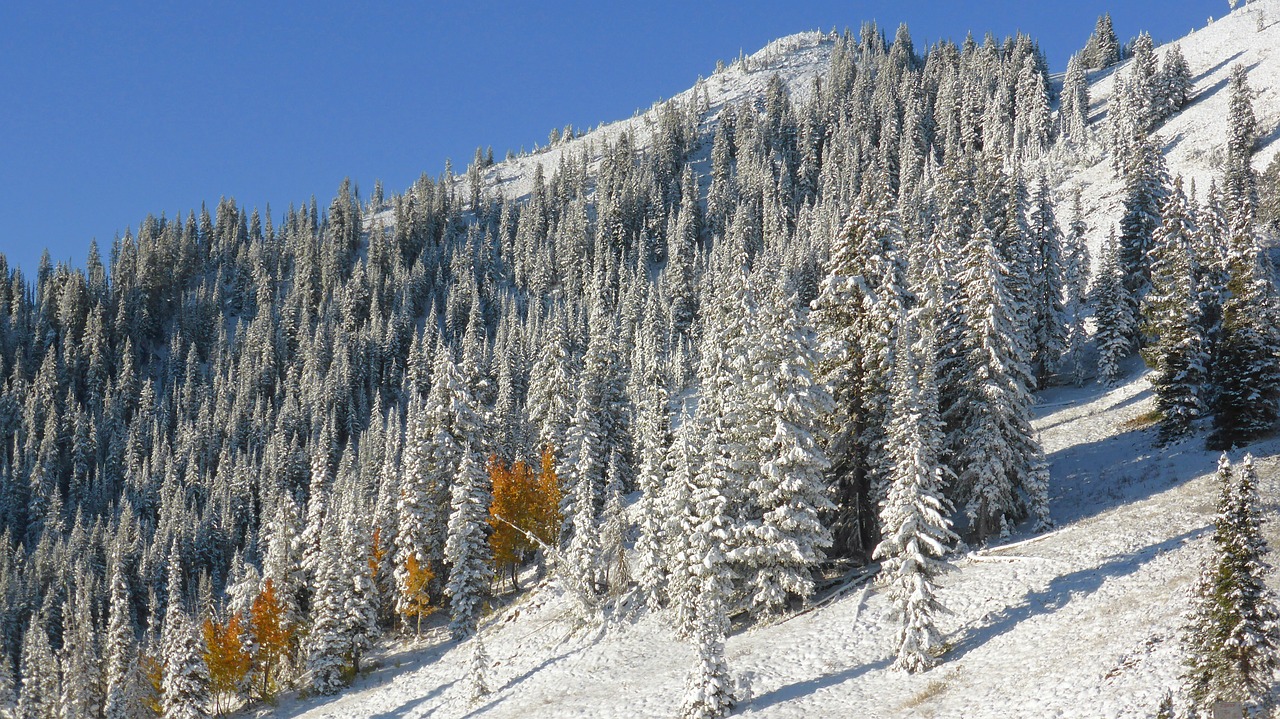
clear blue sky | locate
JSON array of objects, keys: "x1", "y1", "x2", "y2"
[{"x1": 0, "y1": 1, "x2": 1218, "y2": 275}]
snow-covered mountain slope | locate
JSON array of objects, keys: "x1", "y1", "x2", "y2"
[
  {"x1": 463, "y1": 31, "x2": 834, "y2": 204},
  {"x1": 265, "y1": 8, "x2": 1280, "y2": 719},
  {"x1": 255, "y1": 367, "x2": 1279, "y2": 719},
  {"x1": 1063, "y1": 0, "x2": 1280, "y2": 259}
]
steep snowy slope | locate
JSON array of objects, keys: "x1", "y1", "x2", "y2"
[
  {"x1": 261, "y1": 7, "x2": 1280, "y2": 718},
  {"x1": 1062, "y1": 0, "x2": 1280, "y2": 259}
]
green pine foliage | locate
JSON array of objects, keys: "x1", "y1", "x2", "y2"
[{"x1": 1183, "y1": 455, "x2": 1280, "y2": 713}]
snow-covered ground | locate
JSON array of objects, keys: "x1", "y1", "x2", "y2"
[
  {"x1": 251, "y1": 362, "x2": 1278, "y2": 719},
  {"x1": 266, "y1": 6, "x2": 1280, "y2": 717},
  {"x1": 1061, "y1": 0, "x2": 1280, "y2": 261}
]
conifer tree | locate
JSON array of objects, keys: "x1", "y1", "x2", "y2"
[
  {"x1": 444, "y1": 446, "x2": 493, "y2": 639},
  {"x1": 105, "y1": 559, "x2": 149, "y2": 719},
  {"x1": 953, "y1": 221, "x2": 1050, "y2": 539},
  {"x1": 874, "y1": 312, "x2": 957, "y2": 672},
  {"x1": 1094, "y1": 230, "x2": 1135, "y2": 384},
  {"x1": 1026, "y1": 175, "x2": 1068, "y2": 386},
  {"x1": 1118, "y1": 135, "x2": 1170, "y2": 338},
  {"x1": 675, "y1": 412, "x2": 737, "y2": 719},
  {"x1": 1209, "y1": 66, "x2": 1280, "y2": 449},
  {"x1": 18, "y1": 616, "x2": 58, "y2": 719},
  {"x1": 466, "y1": 635, "x2": 490, "y2": 704},
  {"x1": 161, "y1": 606, "x2": 210, "y2": 719},
  {"x1": 1143, "y1": 179, "x2": 1208, "y2": 443},
  {"x1": 735, "y1": 289, "x2": 833, "y2": 617},
  {"x1": 1061, "y1": 190, "x2": 1092, "y2": 386},
  {"x1": 1184, "y1": 454, "x2": 1280, "y2": 712}
]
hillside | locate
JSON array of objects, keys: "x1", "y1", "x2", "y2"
[{"x1": 249, "y1": 4, "x2": 1280, "y2": 719}]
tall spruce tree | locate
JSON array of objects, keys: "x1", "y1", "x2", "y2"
[
  {"x1": 1184, "y1": 454, "x2": 1280, "y2": 713},
  {"x1": 444, "y1": 446, "x2": 493, "y2": 639},
  {"x1": 873, "y1": 311, "x2": 957, "y2": 672},
  {"x1": 1144, "y1": 178, "x2": 1208, "y2": 443}
]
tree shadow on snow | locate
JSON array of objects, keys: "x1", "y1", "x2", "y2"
[
  {"x1": 1040, "y1": 423, "x2": 1221, "y2": 529},
  {"x1": 1190, "y1": 50, "x2": 1245, "y2": 87},
  {"x1": 947, "y1": 527, "x2": 1207, "y2": 662},
  {"x1": 1184, "y1": 60, "x2": 1261, "y2": 113},
  {"x1": 744, "y1": 657, "x2": 894, "y2": 713},
  {"x1": 369, "y1": 679, "x2": 457, "y2": 719}
]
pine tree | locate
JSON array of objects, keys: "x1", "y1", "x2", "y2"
[
  {"x1": 1143, "y1": 179, "x2": 1208, "y2": 443},
  {"x1": 1094, "y1": 230, "x2": 1135, "y2": 384},
  {"x1": 161, "y1": 607, "x2": 210, "y2": 719},
  {"x1": 18, "y1": 616, "x2": 59, "y2": 719},
  {"x1": 874, "y1": 312, "x2": 957, "y2": 672},
  {"x1": 1061, "y1": 190, "x2": 1092, "y2": 386},
  {"x1": 444, "y1": 446, "x2": 493, "y2": 639},
  {"x1": 675, "y1": 413, "x2": 737, "y2": 719},
  {"x1": 104, "y1": 558, "x2": 149, "y2": 719},
  {"x1": 395, "y1": 395, "x2": 436, "y2": 627},
  {"x1": 1026, "y1": 175, "x2": 1068, "y2": 387},
  {"x1": 466, "y1": 635, "x2": 490, "y2": 704},
  {"x1": 561, "y1": 389, "x2": 602, "y2": 595},
  {"x1": 735, "y1": 289, "x2": 834, "y2": 618},
  {"x1": 1059, "y1": 55, "x2": 1091, "y2": 146},
  {"x1": 1209, "y1": 66, "x2": 1280, "y2": 449},
  {"x1": 1183, "y1": 454, "x2": 1280, "y2": 712},
  {"x1": 1118, "y1": 134, "x2": 1170, "y2": 339},
  {"x1": 953, "y1": 220, "x2": 1050, "y2": 540}
]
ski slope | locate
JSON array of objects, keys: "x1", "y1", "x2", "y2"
[{"x1": 263, "y1": 5, "x2": 1280, "y2": 717}]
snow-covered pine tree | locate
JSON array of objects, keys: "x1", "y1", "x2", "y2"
[
  {"x1": 952, "y1": 218, "x2": 1050, "y2": 540},
  {"x1": 104, "y1": 558, "x2": 149, "y2": 719},
  {"x1": 1082, "y1": 12, "x2": 1120, "y2": 69},
  {"x1": 1059, "y1": 55, "x2": 1091, "y2": 146},
  {"x1": 1183, "y1": 454, "x2": 1280, "y2": 712},
  {"x1": 466, "y1": 634, "x2": 489, "y2": 704},
  {"x1": 812, "y1": 182, "x2": 904, "y2": 560},
  {"x1": 1026, "y1": 174, "x2": 1068, "y2": 387},
  {"x1": 161, "y1": 602, "x2": 210, "y2": 719},
  {"x1": 1118, "y1": 134, "x2": 1170, "y2": 341},
  {"x1": 735, "y1": 286, "x2": 834, "y2": 618},
  {"x1": 61, "y1": 577, "x2": 104, "y2": 719},
  {"x1": 0, "y1": 657, "x2": 15, "y2": 719},
  {"x1": 1157, "y1": 45, "x2": 1192, "y2": 122},
  {"x1": 676, "y1": 412, "x2": 737, "y2": 719},
  {"x1": 18, "y1": 614, "x2": 58, "y2": 719},
  {"x1": 159, "y1": 545, "x2": 210, "y2": 719},
  {"x1": 664, "y1": 413, "x2": 702, "y2": 638},
  {"x1": 444, "y1": 445, "x2": 493, "y2": 639},
  {"x1": 304, "y1": 501, "x2": 350, "y2": 695},
  {"x1": 1094, "y1": 229, "x2": 1135, "y2": 384},
  {"x1": 1209, "y1": 66, "x2": 1280, "y2": 449},
  {"x1": 561, "y1": 389, "x2": 603, "y2": 595},
  {"x1": 394, "y1": 393, "x2": 435, "y2": 631},
  {"x1": 1061, "y1": 190, "x2": 1092, "y2": 386},
  {"x1": 1142, "y1": 178, "x2": 1208, "y2": 443},
  {"x1": 634, "y1": 366, "x2": 672, "y2": 610},
  {"x1": 874, "y1": 310, "x2": 957, "y2": 672}
]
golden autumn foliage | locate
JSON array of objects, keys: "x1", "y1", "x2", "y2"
[
  {"x1": 488, "y1": 446, "x2": 563, "y2": 583},
  {"x1": 141, "y1": 650, "x2": 164, "y2": 715},
  {"x1": 398, "y1": 555, "x2": 436, "y2": 635},
  {"x1": 248, "y1": 579, "x2": 294, "y2": 701},
  {"x1": 203, "y1": 613, "x2": 251, "y2": 715},
  {"x1": 369, "y1": 526, "x2": 388, "y2": 583}
]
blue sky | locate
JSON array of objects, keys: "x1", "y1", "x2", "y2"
[{"x1": 0, "y1": 1, "x2": 1219, "y2": 275}]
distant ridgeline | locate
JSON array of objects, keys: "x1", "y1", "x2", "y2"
[{"x1": 0, "y1": 11, "x2": 1276, "y2": 718}]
